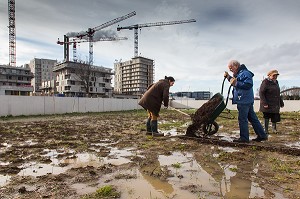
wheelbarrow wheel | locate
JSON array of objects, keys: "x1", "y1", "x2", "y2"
[{"x1": 202, "y1": 121, "x2": 219, "y2": 136}]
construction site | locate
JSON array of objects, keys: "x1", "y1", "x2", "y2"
[
  {"x1": 2, "y1": 0, "x2": 197, "y2": 98},
  {"x1": 1, "y1": 1, "x2": 300, "y2": 199}
]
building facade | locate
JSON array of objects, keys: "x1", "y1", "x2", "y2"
[
  {"x1": 53, "y1": 61, "x2": 113, "y2": 97},
  {"x1": 114, "y1": 56, "x2": 154, "y2": 96},
  {"x1": 40, "y1": 80, "x2": 56, "y2": 96},
  {"x1": 29, "y1": 58, "x2": 57, "y2": 94},
  {"x1": 0, "y1": 64, "x2": 34, "y2": 95}
]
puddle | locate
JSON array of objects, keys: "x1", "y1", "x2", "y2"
[
  {"x1": 285, "y1": 141, "x2": 300, "y2": 149},
  {"x1": 0, "y1": 174, "x2": 11, "y2": 187},
  {"x1": 71, "y1": 152, "x2": 286, "y2": 198},
  {"x1": 1, "y1": 147, "x2": 136, "y2": 186},
  {"x1": 161, "y1": 128, "x2": 185, "y2": 136},
  {"x1": 218, "y1": 146, "x2": 239, "y2": 153},
  {"x1": 0, "y1": 146, "x2": 291, "y2": 198}
]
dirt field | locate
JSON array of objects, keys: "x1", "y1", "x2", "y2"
[{"x1": 0, "y1": 109, "x2": 300, "y2": 199}]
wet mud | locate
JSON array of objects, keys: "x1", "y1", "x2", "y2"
[
  {"x1": 186, "y1": 94, "x2": 223, "y2": 136},
  {"x1": 0, "y1": 110, "x2": 300, "y2": 199}
]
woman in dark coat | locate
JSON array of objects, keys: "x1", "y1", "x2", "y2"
[
  {"x1": 138, "y1": 76, "x2": 175, "y2": 136},
  {"x1": 259, "y1": 70, "x2": 284, "y2": 134}
]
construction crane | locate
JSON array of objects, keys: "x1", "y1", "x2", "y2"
[
  {"x1": 71, "y1": 11, "x2": 136, "y2": 65},
  {"x1": 8, "y1": 0, "x2": 16, "y2": 66},
  {"x1": 117, "y1": 19, "x2": 196, "y2": 57},
  {"x1": 57, "y1": 35, "x2": 127, "y2": 62}
]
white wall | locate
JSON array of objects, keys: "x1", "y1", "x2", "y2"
[
  {"x1": 1, "y1": 95, "x2": 298, "y2": 117},
  {"x1": 170, "y1": 99, "x2": 300, "y2": 112},
  {"x1": 0, "y1": 95, "x2": 142, "y2": 117}
]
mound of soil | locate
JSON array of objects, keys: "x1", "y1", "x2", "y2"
[{"x1": 186, "y1": 94, "x2": 223, "y2": 136}]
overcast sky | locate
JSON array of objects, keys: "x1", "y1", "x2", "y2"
[{"x1": 1, "y1": 0, "x2": 300, "y2": 95}]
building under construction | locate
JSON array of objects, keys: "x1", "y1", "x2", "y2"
[
  {"x1": 53, "y1": 61, "x2": 113, "y2": 97},
  {"x1": 0, "y1": 64, "x2": 33, "y2": 95},
  {"x1": 114, "y1": 56, "x2": 154, "y2": 97}
]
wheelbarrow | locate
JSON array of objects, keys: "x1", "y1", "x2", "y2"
[{"x1": 186, "y1": 77, "x2": 232, "y2": 137}]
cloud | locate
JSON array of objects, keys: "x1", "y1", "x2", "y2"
[{"x1": 1, "y1": 0, "x2": 300, "y2": 95}]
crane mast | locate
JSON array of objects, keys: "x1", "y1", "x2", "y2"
[
  {"x1": 73, "y1": 11, "x2": 136, "y2": 65},
  {"x1": 117, "y1": 19, "x2": 196, "y2": 57},
  {"x1": 8, "y1": 0, "x2": 16, "y2": 66}
]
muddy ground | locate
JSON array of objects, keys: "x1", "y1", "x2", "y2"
[{"x1": 0, "y1": 109, "x2": 300, "y2": 199}]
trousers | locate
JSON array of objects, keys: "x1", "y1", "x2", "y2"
[{"x1": 237, "y1": 103, "x2": 267, "y2": 141}]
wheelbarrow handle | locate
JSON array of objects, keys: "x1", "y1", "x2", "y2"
[
  {"x1": 221, "y1": 76, "x2": 232, "y2": 106},
  {"x1": 221, "y1": 77, "x2": 226, "y2": 95}
]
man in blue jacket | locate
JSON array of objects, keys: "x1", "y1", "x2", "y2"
[{"x1": 224, "y1": 60, "x2": 268, "y2": 143}]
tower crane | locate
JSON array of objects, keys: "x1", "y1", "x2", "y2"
[
  {"x1": 57, "y1": 35, "x2": 127, "y2": 62},
  {"x1": 117, "y1": 19, "x2": 196, "y2": 57},
  {"x1": 71, "y1": 11, "x2": 136, "y2": 65},
  {"x1": 8, "y1": 0, "x2": 16, "y2": 66}
]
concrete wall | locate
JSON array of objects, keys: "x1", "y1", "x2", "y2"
[
  {"x1": 1, "y1": 95, "x2": 298, "y2": 117},
  {"x1": 0, "y1": 95, "x2": 142, "y2": 117},
  {"x1": 170, "y1": 99, "x2": 300, "y2": 112}
]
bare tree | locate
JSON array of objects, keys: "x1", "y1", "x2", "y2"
[{"x1": 76, "y1": 60, "x2": 92, "y2": 97}]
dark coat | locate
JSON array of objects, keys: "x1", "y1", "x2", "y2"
[
  {"x1": 259, "y1": 78, "x2": 284, "y2": 113},
  {"x1": 138, "y1": 79, "x2": 170, "y2": 116}
]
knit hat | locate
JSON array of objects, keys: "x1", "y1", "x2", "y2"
[{"x1": 267, "y1": 70, "x2": 279, "y2": 76}]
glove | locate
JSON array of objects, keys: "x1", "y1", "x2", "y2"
[
  {"x1": 224, "y1": 71, "x2": 229, "y2": 78},
  {"x1": 230, "y1": 77, "x2": 237, "y2": 86}
]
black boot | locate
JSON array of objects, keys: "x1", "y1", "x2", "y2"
[
  {"x1": 272, "y1": 122, "x2": 277, "y2": 133},
  {"x1": 149, "y1": 120, "x2": 164, "y2": 136},
  {"x1": 146, "y1": 118, "x2": 151, "y2": 132},
  {"x1": 264, "y1": 118, "x2": 269, "y2": 135}
]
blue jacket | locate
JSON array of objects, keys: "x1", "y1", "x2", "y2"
[{"x1": 231, "y1": 64, "x2": 254, "y2": 104}]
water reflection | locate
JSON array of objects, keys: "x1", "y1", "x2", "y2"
[{"x1": 0, "y1": 147, "x2": 290, "y2": 198}]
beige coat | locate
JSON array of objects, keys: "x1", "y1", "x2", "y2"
[{"x1": 138, "y1": 79, "x2": 170, "y2": 116}]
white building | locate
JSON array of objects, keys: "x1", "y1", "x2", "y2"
[
  {"x1": 0, "y1": 64, "x2": 34, "y2": 95},
  {"x1": 114, "y1": 56, "x2": 154, "y2": 97},
  {"x1": 53, "y1": 61, "x2": 113, "y2": 97},
  {"x1": 29, "y1": 58, "x2": 57, "y2": 94}
]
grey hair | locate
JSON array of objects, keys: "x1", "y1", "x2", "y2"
[{"x1": 228, "y1": 60, "x2": 240, "y2": 67}]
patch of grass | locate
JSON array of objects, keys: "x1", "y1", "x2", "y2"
[
  {"x1": 172, "y1": 162, "x2": 182, "y2": 169},
  {"x1": 229, "y1": 167, "x2": 238, "y2": 172},
  {"x1": 269, "y1": 157, "x2": 294, "y2": 173},
  {"x1": 95, "y1": 185, "x2": 121, "y2": 198},
  {"x1": 251, "y1": 146, "x2": 258, "y2": 151},
  {"x1": 175, "y1": 143, "x2": 186, "y2": 151},
  {"x1": 216, "y1": 151, "x2": 232, "y2": 161},
  {"x1": 81, "y1": 185, "x2": 120, "y2": 199}
]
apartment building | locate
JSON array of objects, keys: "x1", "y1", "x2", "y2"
[
  {"x1": 40, "y1": 80, "x2": 56, "y2": 96},
  {"x1": 114, "y1": 56, "x2": 154, "y2": 96},
  {"x1": 0, "y1": 64, "x2": 34, "y2": 95},
  {"x1": 29, "y1": 58, "x2": 57, "y2": 94},
  {"x1": 53, "y1": 61, "x2": 113, "y2": 97}
]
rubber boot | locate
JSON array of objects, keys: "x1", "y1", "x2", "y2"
[
  {"x1": 264, "y1": 118, "x2": 269, "y2": 135},
  {"x1": 150, "y1": 120, "x2": 164, "y2": 136},
  {"x1": 146, "y1": 118, "x2": 151, "y2": 132},
  {"x1": 272, "y1": 122, "x2": 277, "y2": 133}
]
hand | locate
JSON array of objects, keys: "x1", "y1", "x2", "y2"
[
  {"x1": 224, "y1": 71, "x2": 229, "y2": 78},
  {"x1": 230, "y1": 77, "x2": 237, "y2": 86}
]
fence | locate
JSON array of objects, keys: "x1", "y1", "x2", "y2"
[
  {"x1": 1, "y1": 95, "x2": 299, "y2": 117},
  {"x1": 170, "y1": 99, "x2": 300, "y2": 112},
  {"x1": 0, "y1": 95, "x2": 142, "y2": 117}
]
